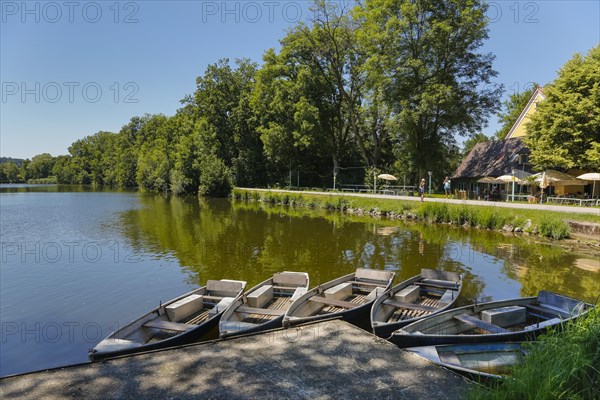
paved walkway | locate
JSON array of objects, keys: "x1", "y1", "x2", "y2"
[
  {"x1": 239, "y1": 188, "x2": 600, "y2": 216},
  {"x1": 0, "y1": 320, "x2": 468, "y2": 400}
]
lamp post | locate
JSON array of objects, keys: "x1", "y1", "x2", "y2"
[
  {"x1": 333, "y1": 170, "x2": 337, "y2": 190},
  {"x1": 511, "y1": 168, "x2": 516, "y2": 202},
  {"x1": 428, "y1": 171, "x2": 432, "y2": 196},
  {"x1": 373, "y1": 170, "x2": 377, "y2": 194}
]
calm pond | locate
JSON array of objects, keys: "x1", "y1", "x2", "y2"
[{"x1": 1, "y1": 185, "x2": 598, "y2": 376}]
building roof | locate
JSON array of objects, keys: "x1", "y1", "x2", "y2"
[
  {"x1": 505, "y1": 86, "x2": 546, "y2": 139},
  {"x1": 453, "y1": 138, "x2": 532, "y2": 179}
]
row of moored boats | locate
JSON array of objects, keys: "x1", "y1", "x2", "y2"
[{"x1": 89, "y1": 268, "x2": 594, "y2": 381}]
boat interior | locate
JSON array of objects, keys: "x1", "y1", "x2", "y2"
[
  {"x1": 290, "y1": 269, "x2": 394, "y2": 318},
  {"x1": 416, "y1": 291, "x2": 588, "y2": 336},
  {"x1": 373, "y1": 271, "x2": 461, "y2": 325},
  {"x1": 411, "y1": 343, "x2": 527, "y2": 375},
  {"x1": 437, "y1": 345, "x2": 525, "y2": 374},
  {"x1": 222, "y1": 272, "x2": 309, "y2": 330},
  {"x1": 99, "y1": 280, "x2": 245, "y2": 350},
  {"x1": 376, "y1": 285, "x2": 459, "y2": 324}
]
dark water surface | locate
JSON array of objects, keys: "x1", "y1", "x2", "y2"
[{"x1": 1, "y1": 185, "x2": 598, "y2": 376}]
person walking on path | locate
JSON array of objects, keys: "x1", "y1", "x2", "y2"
[
  {"x1": 443, "y1": 177, "x2": 451, "y2": 199},
  {"x1": 419, "y1": 179, "x2": 426, "y2": 202}
]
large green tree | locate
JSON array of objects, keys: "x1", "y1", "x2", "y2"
[
  {"x1": 462, "y1": 132, "x2": 489, "y2": 156},
  {"x1": 356, "y1": 0, "x2": 502, "y2": 182},
  {"x1": 51, "y1": 155, "x2": 77, "y2": 184},
  {"x1": 184, "y1": 59, "x2": 266, "y2": 187},
  {"x1": 68, "y1": 131, "x2": 120, "y2": 185},
  {"x1": 1, "y1": 162, "x2": 19, "y2": 182},
  {"x1": 169, "y1": 114, "x2": 218, "y2": 195},
  {"x1": 251, "y1": 48, "x2": 308, "y2": 184},
  {"x1": 135, "y1": 114, "x2": 173, "y2": 191},
  {"x1": 27, "y1": 153, "x2": 55, "y2": 179},
  {"x1": 525, "y1": 46, "x2": 600, "y2": 169},
  {"x1": 274, "y1": 0, "x2": 363, "y2": 180}
]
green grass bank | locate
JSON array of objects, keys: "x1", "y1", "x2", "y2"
[
  {"x1": 468, "y1": 307, "x2": 600, "y2": 400},
  {"x1": 232, "y1": 188, "x2": 600, "y2": 240}
]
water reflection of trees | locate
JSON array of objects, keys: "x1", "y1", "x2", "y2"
[
  {"x1": 117, "y1": 197, "x2": 599, "y2": 304},
  {"x1": 409, "y1": 224, "x2": 600, "y2": 303}
]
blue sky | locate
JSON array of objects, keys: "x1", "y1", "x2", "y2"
[{"x1": 1, "y1": 0, "x2": 599, "y2": 159}]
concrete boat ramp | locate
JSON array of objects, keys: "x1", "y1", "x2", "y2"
[{"x1": 1, "y1": 320, "x2": 468, "y2": 399}]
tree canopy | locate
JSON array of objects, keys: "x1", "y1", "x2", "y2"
[
  {"x1": 9, "y1": 0, "x2": 505, "y2": 193},
  {"x1": 525, "y1": 46, "x2": 600, "y2": 169},
  {"x1": 356, "y1": 0, "x2": 502, "y2": 180},
  {"x1": 462, "y1": 133, "x2": 489, "y2": 157}
]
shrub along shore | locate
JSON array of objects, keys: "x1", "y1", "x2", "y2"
[{"x1": 232, "y1": 188, "x2": 600, "y2": 240}]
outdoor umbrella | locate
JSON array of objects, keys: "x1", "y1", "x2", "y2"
[
  {"x1": 374, "y1": 173, "x2": 398, "y2": 193},
  {"x1": 497, "y1": 171, "x2": 531, "y2": 201},
  {"x1": 532, "y1": 170, "x2": 586, "y2": 186},
  {"x1": 496, "y1": 170, "x2": 532, "y2": 184},
  {"x1": 577, "y1": 172, "x2": 600, "y2": 197},
  {"x1": 497, "y1": 174, "x2": 525, "y2": 184},
  {"x1": 538, "y1": 171, "x2": 550, "y2": 203},
  {"x1": 477, "y1": 177, "x2": 505, "y2": 184}
]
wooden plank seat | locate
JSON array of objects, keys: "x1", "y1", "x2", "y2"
[
  {"x1": 236, "y1": 306, "x2": 285, "y2": 316},
  {"x1": 309, "y1": 296, "x2": 358, "y2": 309},
  {"x1": 143, "y1": 319, "x2": 195, "y2": 332},
  {"x1": 453, "y1": 313, "x2": 509, "y2": 334},
  {"x1": 525, "y1": 304, "x2": 572, "y2": 319},
  {"x1": 415, "y1": 280, "x2": 459, "y2": 290},
  {"x1": 202, "y1": 295, "x2": 224, "y2": 302},
  {"x1": 383, "y1": 299, "x2": 437, "y2": 312},
  {"x1": 524, "y1": 317, "x2": 563, "y2": 331},
  {"x1": 273, "y1": 285, "x2": 302, "y2": 291},
  {"x1": 353, "y1": 280, "x2": 386, "y2": 287}
]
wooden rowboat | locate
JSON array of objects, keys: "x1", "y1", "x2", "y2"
[
  {"x1": 405, "y1": 342, "x2": 528, "y2": 381},
  {"x1": 390, "y1": 291, "x2": 594, "y2": 348},
  {"x1": 283, "y1": 268, "x2": 395, "y2": 329},
  {"x1": 219, "y1": 272, "x2": 310, "y2": 338},
  {"x1": 89, "y1": 279, "x2": 246, "y2": 361},
  {"x1": 371, "y1": 269, "x2": 462, "y2": 339}
]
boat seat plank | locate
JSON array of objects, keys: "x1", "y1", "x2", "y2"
[
  {"x1": 143, "y1": 319, "x2": 195, "y2": 332},
  {"x1": 273, "y1": 285, "x2": 301, "y2": 291},
  {"x1": 353, "y1": 280, "x2": 385, "y2": 287},
  {"x1": 415, "y1": 280, "x2": 459, "y2": 290},
  {"x1": 202, "y1": 295, "x2": 224, "y2": 302},
  {"x1": 453, "y1": 314, "x2": 509, "y2": 334},
  {"x1": 525, "y1": 304, "x2": 571, "y2": 319},
  {"x1": 524, "y1": 317, "x2": 563, "y2": 331},
  {"x1": 309, "y1": 296, "x2": 358, "y2": 309},
  {"x1": 236, "y1": 306, "x2": 285, "y2": 316},
  {"x1": 383, "y1": 299, "x2": 437, "y2": 312}
]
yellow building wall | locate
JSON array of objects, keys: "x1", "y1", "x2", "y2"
[
  {"x1": 509, "y1": 92, "x2": 545, "y2": 138},
  {"x1": 555, "y1": 184, "x2": 586, "y2": 196}
]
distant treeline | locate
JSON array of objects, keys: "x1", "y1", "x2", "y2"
[
  {"x1": 0, "y1": 157, "x2": 24, "y2": 166},
  {"x1": 3, "y1": 1, "x2": 504, "y2": 194}
]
